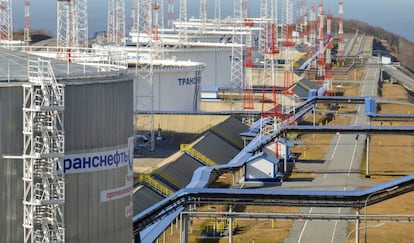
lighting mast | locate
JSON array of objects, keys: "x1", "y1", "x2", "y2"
[
  {"x1": 243, "y1": 15, "x2": 255, "y2": 125},
  {"x1": 24, "y1": 0, "x2": 31, "y2": 46},
  {"x1": 325, "y1": 12, "x2": 333, "y2": 93},
  {"x1": 338, "y1": 0, "x2": 345, "y2": 64},
  {"x1": 309, "y1": 3, "x2": 317, "y2": 65},
  {"x1": 107, "y1": 0, "x2": 125, "y2": 44},
  {"x1": 0, "y1": 0, "x2": 12, "y2": 42},
  {"x1": 282, "y1": 0, "x2": 295, "y2": 116},
  {"x1": 260, "y1": 0, "x2": 280, "y2": 139},
  {"x1": 167, "y1": 0, "x2": 174, "y2": 28},
  {"x1": 316, "y1": 0, "x2": 325, "y2": 85}
]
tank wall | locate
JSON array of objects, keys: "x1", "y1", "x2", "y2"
[
  {"x1": 0, "y1": 86, "x2": 24, "y2": 242},
  {"x1": 64, "y1": 79, "x2": 134, "y2": 243},
  {"x1": 168, "y1": 48, "x2": 232, "y2": 88},
  {"x1": 134, "y1": 68, "x2": 202, "y2": 112},
  {"x1": 0, "y1": 78, "x2": 134, "y2": 243}
]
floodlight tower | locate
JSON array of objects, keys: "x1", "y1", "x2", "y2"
[
  {"x1": 325, "y1": 12, "x2": 333, "y2": 92},
  {"x1": 214, "y1": 0, "x2": 221, "y2": 26},
  {"x1": 233, "y1": 0, "x2": 247, "y2": 19},
  {"x1": 167, "y1": 0, "x2": 174, "y2": 28},
  {"x1": 178, "y1": 0, "x2": 188, "y2": 44},
  {"x1": 200, "y1": 0, "x2": 207, "y2": 23},
  {"x1": 259, "y1": 0, "x2": 276, "y2": 58},
  {"x1": 308, "y1": 3, "x2": 316, "y2": 62},
  {"x1": 316, "y1": 0, "x2": 325, "y2": 85},
  {"x1": 0, "y1": 0, "x2": 12, "y2": 42},
  {"x1": 135, "y1": 0, "x2": 158, "y2": 152},
  {"x1": 24, "y1": 0, "x2": 31, "y2": 46},
  {"x1": 243, "y1": 18, "x2": 255, "y2": 125},
  {"x1": 57, "y1": 0, "x2": 76, "y2": 60},
  {"x1": 296, "y1": 0, "x2": 307, "y2": 43},
  {"x1": 282, "y1": 0, "x2": 295, "y2": 118},
  {"x1": 107, "y1": 0, "x2": 125, "y2": 44},
  {"x1": 338, "y1": 0, "x2": 344, "y2": 62},
  {"x1": 77, "y1": 0, "x2": 88, "y2": 48}
]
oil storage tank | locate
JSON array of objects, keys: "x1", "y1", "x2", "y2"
[
  {"x1": 0, "y1": 48, "x2": 133, "y2": 242},
  {"x1": 133, "y1": 59, "x2": 206, "y2": 112}
]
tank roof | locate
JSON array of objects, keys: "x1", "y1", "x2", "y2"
[{"x1": 0, "y1": 47, "x2": 128, "y2": 83}]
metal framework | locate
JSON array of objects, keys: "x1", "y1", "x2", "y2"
[
  {"x1": 338, "y1": 0, "x2": 345, "y2": 59},
  {"x1": 107, "y1": 0, "x2": 125, "y2": 44},
  {"x1": 177, "y1": 0, "x2": 188, "y2": 44},
  {"x1": 167, "y1": 0, "x2": 174, "y2": 28},
  {"x1": 317, "y1": 0, "x2": 325, "y2": 85},
  {"x1": 23, "y1": 58, "x2": 65, "y2": 243},
  {"x1": 229, "y1": 27, "x2": 244, "y2": 110},
  {"x1": 77, "y1": 0, "x2": 88, "y2": 48},
  {"x1": 0, "y1": 0, "x2": 12, "y2": 41},
  {"x1": 243, "y1": 19, "x2": 255, "y2": 126},
  {"x1": 57, "y1": 0, "x2": 88, "y2": 60},
  {"x1": 24, "y1": 0, "x2": 31, "y2": 45},
  {"x1": 260, "y1": 21, "x2": 280, "y2": 139},
  {"x1": 135, "y1": 0, "x2": 158, "y2": 152}
]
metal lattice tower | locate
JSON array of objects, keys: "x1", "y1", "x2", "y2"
[
  {"x1": 200, "y1": 0, "x2": 207, "y2": 23},
  {"x1": 178, "y1": 0, "x2": 187, "y2": 44},
  {"x1": 325, "y1": 12, "x2": 333, "y2": 91},
  {"x1": 233, "y1": 0, "x2": 247, "y2": 19},
  {"x1": 296, "y1": 0, "x2": 307, "y2": 44},
  {"x1": 0, "y1": 0, "x2": 12, "y2": 41},
  {"x1": 23, "y1": 58, "x2": 65, "y2": 243},
  {"x1": 57, "y1": 0, "x2": 88, "y2": 57},
  {"x1": 137, "y1": 0, "x2": 150, "y2": 38},
  {"x1": 24, "y1": 0, "x2": 31, "y2": 45},
  {"x1": 259, "y1": 0, "x2": 274, "y2": 55},
  {"x1": 260, "y1": 21, "x2": 280, "y2": 139},
  {"x1": 107, "y1": 0, "x2": 125, "y2": 44},
  {"x1": 308, "y1": 3, "x2": 317, "y2": 64},
  {"x1": 57, "y1": 0, "x2": 75, "y2": 57},
  {"x1": 317, "y1": 1, "x2": 325, "y2": 85},
  {"x1": 214, "y1": 0, "x2": 221, "y2": 25},
  {"x1": 243, "y1": 19, "x2": 255, "y2": 125},
  {"x1": 167, "y1": 0, "x2": 174, "y2": 28},
  {"x1": 135, "y1": 0, "x2": 158, "y2": 152},
  {"x1": 282, "y1": 0, "x2": 294, "y2": 91},
  {"x1": 77, "y1": 0, "x2": 88, "y2": 48},
  {"x1": 338, "y1": 0, "x2": 345, "y2": 59},
  {"x1": 131, "y1": 4, "x2": 137, "y2": 33}
]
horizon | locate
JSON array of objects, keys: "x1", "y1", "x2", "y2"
[{"x1": 11, "y1": 0, "x2": 414, "y2": 43}]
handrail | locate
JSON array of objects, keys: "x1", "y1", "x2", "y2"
[
  {"x1": 137, "y1": 174, "x2": 174, "y2": 197},
  {"x1": 180, "y1": 144, "x2": 217, "y2": 166}
]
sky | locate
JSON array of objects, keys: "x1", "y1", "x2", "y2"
[{"x1": 11, "y1": 0, "x2": 414, "y2": 42}]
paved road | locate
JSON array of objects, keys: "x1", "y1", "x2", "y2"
[{"x1": 283, "y1": 58, "x2": 381, "y2": 243}]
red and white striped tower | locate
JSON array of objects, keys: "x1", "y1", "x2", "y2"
[
  {"x1": 316, "y1": 0, "x2": 325, "y2": 85},
  {"x1": 167, "y1": 0, "x2": 174, "y2": 28},
  {"x1": 325, "y1": 12, "x2": 333, "y2": 92},
  {"x1": 24, "y1": 0, "x2": 31, "y2": 45},
  {"x1": 0, "y1": 0, "x2": 12, "y2": 42},
  {"x1": 338, "y1": 0, "x2": 345, "y2": 62}
]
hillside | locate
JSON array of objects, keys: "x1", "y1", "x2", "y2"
[{"x1": 333, "y1": 19, "x2": 414, "y2": 73}]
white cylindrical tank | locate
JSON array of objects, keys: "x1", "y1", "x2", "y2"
[{"x1": 133, "y1": 59, "x2": 206, "y2": 112}]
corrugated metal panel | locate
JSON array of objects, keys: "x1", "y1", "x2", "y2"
[
  {"x1": 0, "y1": 86, "x2": 24, "y2": 242},
  {"x1": 193, "y1": 132, "x2": 240, "y2": 165},
  {"x1": 133, "y1": 186, "x2": 165, "y2": 215}
]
